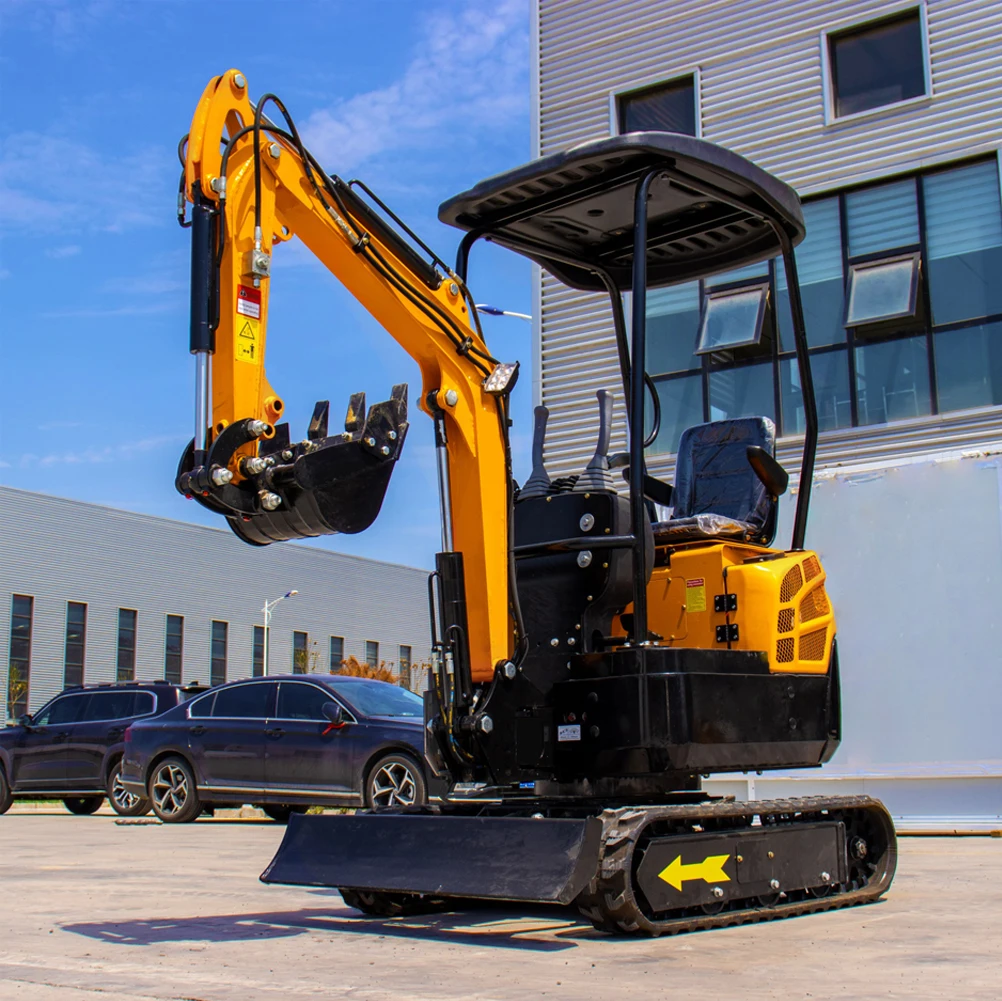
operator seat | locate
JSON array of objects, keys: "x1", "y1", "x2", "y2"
[{"x1": 653, "y1": 417, "x2": 785, "y2": 547}]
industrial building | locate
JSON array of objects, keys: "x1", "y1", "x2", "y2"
[
  {"x1": 1, "y1": 487, "x2": 431, "y2": 718},
  {"x1": 531, "y1": 0, "x2": 1002, "y2": 829}
]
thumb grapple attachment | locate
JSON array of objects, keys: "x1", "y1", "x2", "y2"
[{"x1": 176, "y1": 384, "x2": 408, "y2": 546}]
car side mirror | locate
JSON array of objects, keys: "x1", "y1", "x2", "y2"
[
  {"x1": 321, "y1": 702, "x2": 344, "y2": 726},
  {"x1": 17, "y1": 714, "x2": 33, "y2": 729}
]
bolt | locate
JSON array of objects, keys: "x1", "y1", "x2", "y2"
[
  {"x1": 248, "y1": 419, "x2": 269, "y2": 437},
  {"x1": 210, "y1": 467, "x2": 233, "y2": 487},
  {"x1": 768, "y1": 851, "x2": 775, "y2": 859},
  {"x1": 449, "y1": 282, "x2": 460, "y2": 296},
  {"x1": 577, "y1": 551, "x2": 593, "y2": 568},
  {"x1": 736, "y1": 855, "x2": 743, "y2": 863},
  {"x1": 711, "y1": 886, "x2": 724, "y2": 899},
  {"x1": 281, "y1": 449, "x2": 293, "y2": 461},
  {"x1": 241, "y1": 456, "x2": 268, "y2": 476},
  {"x1": 579, "y1": 513, "x2": 595, "y2": 532},
  {"x1": 387, "y1": 430, "x2": 397, "y2": 440},
  {"x1": 364, "y1": 437, "x2": 376, "y2": 447},
  {"x1": 444, "y1": 389, "x2": 459, "y2": 407},
  {"x1": 821, "y1": 871, "x2": 831, "y2": 883},
  {"x1": 568, "y1": 637, "x2": 576, "y2": 647},
  {"x1": 233, "y1": 73, "x2": 246, "y2": 89},
  {"x1": 589, "y1": 725, "x2": 599, "y2": 737},
  {"x1": 502, "y1": 661, "x2": 517, "y2": 680},
  {"x1": 532, "y1": 813, "x2": 544, "y2": 820},
  {"x1": 550, "y1": 637, "x2": 559, "y2": 648},
  {"x1": 209, "y1": 176, "x2": 225, "y2": 194},
  {"x1": 268, "y1": 142, "x2": 281, "y2": 159},
  {"x1": 851, "y1": 837, "x2": 868, "y2": 860},
  {"x1": 769, "y1": 879, "x2": 780, "y2": 890},
  {"x1": 258, "y1": 490, "x2": 281, "y2": 511},
  {"x1": 477, "y1": 714, "x2": 494, "y2": 734},
  {"x1": 586, "y1": 595, "x2": 593, "y2": 602},
  {"x1": 380, "y1": 445, "x2": 390, "y2": 456}
]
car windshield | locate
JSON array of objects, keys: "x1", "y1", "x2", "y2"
[{"x1": 329, "y1": 679, "x2": 422, "y2": 717}]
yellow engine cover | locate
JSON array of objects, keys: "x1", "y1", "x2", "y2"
[{"x1": 632, "y1": 544, "x2": 835, "y2": 674}]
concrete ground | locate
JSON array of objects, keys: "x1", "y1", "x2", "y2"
[{"x1": 0, "y1": 810, "x2": 998, "y2": 1001}]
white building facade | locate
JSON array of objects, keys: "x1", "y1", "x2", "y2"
[{"x1": 532, "y1": 0, "x2": 1002, "y2": 829}]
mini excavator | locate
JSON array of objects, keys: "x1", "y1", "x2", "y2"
[{"x1": 175, "y1": 71, "x2": 896, "y2": 935}]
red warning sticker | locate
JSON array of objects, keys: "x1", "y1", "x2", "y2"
[{"x1": 237, "y1": 284, "x2": 261, "y2": 319}]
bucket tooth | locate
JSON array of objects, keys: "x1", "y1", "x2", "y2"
[
  {"x1": 308, "y1": 401, "x2": 330, "y2": 441},
  {"x1": 345, "y1": 392, "x2": 366, "y2": 434}
]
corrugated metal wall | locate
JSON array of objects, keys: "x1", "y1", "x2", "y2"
[
  {"x1": 535, "y1": 0, "x2": 1002, "y2": 477},
  {"x1": 0, "y1": 488, "x2": 430, "y2": 715}
]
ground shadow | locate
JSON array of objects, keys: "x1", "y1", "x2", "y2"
[{"x1": 63, "y1": 902, "x2": 596, "y2": 952}]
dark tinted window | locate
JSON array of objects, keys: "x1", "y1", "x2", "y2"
[
  {"x1": 8, "y1": 594, "x2": 33, "y2": 719},
  {"x1": 86, "y1": 690, "x2": 140, "y2": 721},
  {"x1": 619, "y1": 76, "x2": 696, "y2": 135},
  {"x1": 329, "y1": 636, "x2": 344, "y2": 672},
  {"x1": 829, "y1": 11, "x2": 925, "y2": 118},
  {"x1": 293, "y1": 631, "x2": 308, "y2": 674},
  {"x1": 365, "y1": 640, "x2": 379, "y2": 668},
  {"x1": 165, "y1": 615, "x2": 183, "y2": 685},
  {"x1": 211, "y1": 620, "x2": 227, "y2": 686},
  {"x1": 330, "y1": 679, "x2": 422, "y2": 717},
  {"x1": 252, "y1": 625, "x2": 265, "y2": 677},
  {"x1": 212, "y1": 682, "x2": 272, "y2": 719},
  {"x1": 117, "y1": 609, "x2": 137, "y2": 682},
  {"x1": 64, "y1": 602, "x2": 87, "y2": 688},
  {"x1": 36, "y1": 694, "x2": 90, "y2": 726},
  {"x1": 277, "y1": 682, "x2": 337, "y2": 721},
  {"x1": 189, "y1": 692, "x2": 216, "y2": 718}
]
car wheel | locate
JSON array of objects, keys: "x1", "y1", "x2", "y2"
[
  {"x1": 262, "y1": 804, "x2": 308, "y2": 823},
  {"x1": 107, "y1": 761, "x2": 151, "y2": 817},
  {"x1": 365, "y1": 753, "x2": 426, "y2": 810},
  {"x1": 148, "y1": 757, "x2": 201, "y2": 823},
  {"x1": 0, "y1": 769, "x2": 12, "y2": 815},
  {"x1": 63, "y1": 796, "x2": 104, "y2": 815}
]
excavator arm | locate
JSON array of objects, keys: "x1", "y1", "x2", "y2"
[{"x1": 176, "y1": 69, "x2": 514, "y2": 683}]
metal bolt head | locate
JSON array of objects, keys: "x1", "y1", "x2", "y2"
[
  {"x1": 850, "y1": 837, "x2": 868, "y2": 860},
  {"x1": 444, "y1": 389, "x2": 459, "y2": 407},
  {"x1": 579, "y1": 513, "x2": 595, "y2": 532},
  {"x1": 242, "y1": 456, "x2": 268, "y2": 476},
  {"x1": 711, "y1": 886, "x2": 724, "y2": 899},
  {"x1": 767, "y1": 851, "x2": 775, "y2": 859},
  {"x1": 268, "y1": 142, "x2": 281, "y2": 159},
  {"x1": 364, "y1": 437, "x2": 376, "y2": 447},
  {"x1": 568, "y1": 637, "x2": 576, "y2": 647},
  {"x1": 769, "y1": 878, "x2": 780, "y2": 890},
  {"x1": 210, "y1": 467, "x2": 233, "y2": 487},
  {"x1": 821, "y1": 871, "x2": 831, "y2": 883},
  {"x1": 380, "y1": 445, "x2": 390, "y2": 456},
  {"x1": 577, "y1": 550, "x2": 593, "y2": 568},
  {"x1": 258, "y1": 490, "x2": 282, "y2": 511},
  {"x1": 477, "y1": 714, "x2": 494, "y2": 734},
  {"x1": 281, "y1": 449, "x2": 293, "y2": 461},
  {"x1": 550, "y1": 637, "x2": 559, "y2": 648},
  {"x1": 233, "y1": 73, "x2": 246, "y2": 89},
  {"x1": 502, "y1": 661, "x2": 517, "y2": 680},
  {"x1": 248, "y1": 419, "x2": 270, "y2": 437},
  {"x1": 449, "y1": 282, "x2": 460, "y2": 296},
  {"x1": 387, "y1": 430, "x2": 397, "y2": 440}
]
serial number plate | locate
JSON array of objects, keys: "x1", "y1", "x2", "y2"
[{"x1": 557, "y1": 724, "x2": 581, "y2": 742}]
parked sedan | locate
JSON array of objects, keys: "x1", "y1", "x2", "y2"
[
  {"x1": 119, "y1": 674, "x2": 427, "y2": 823},
  {"x1": 0, "y1": 682, "x2": 191, "y2": 817}
]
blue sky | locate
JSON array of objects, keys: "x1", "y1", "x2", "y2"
[{"x1": 0, "y1": 0, "x2": 533, "y2": 569}]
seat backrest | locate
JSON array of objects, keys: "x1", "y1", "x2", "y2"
[{"x1": 673, "y1": 417, "x2": 777, "y2": 538}]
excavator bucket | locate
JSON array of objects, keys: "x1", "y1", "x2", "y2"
[
  {"x1": 261, "y1": 812, "x2": 604, "y2": 906},
  {"x1": 176, "y1": 384, "x2": 408, "y2": 545}
]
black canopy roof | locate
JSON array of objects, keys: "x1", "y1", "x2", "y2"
[{"x1": 439, "y1": 132, "x2": 805, "y2": 292}]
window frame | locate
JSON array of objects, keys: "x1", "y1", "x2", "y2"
[
  {"x1": 116, "y1": 608, "x2": 137, "y2": 683},
  {"x1": 252, "y1": 624, "x2": 266, "y2": 677},
  {"x1": 204, "y1": 679, "x2": 274, "y2": 720},
  {"x1": 696, "y1": 280, "x2": 772, "y2": 356},
  {"x1": 292, "y1": 630, "x2": 309, "y2": 674},
  {"x1": 843, "y1": 251, "x2": 923, "y2": 330},
  {"x1": 820, "y1": 3, "x2": 932, "y2": 126},
  {"x1": 329, "y1": 635, "x2": 344, "y2": 673},
  {"x1": 364, "y1": 640, "x2": 379, "y2": 668},
  {"x1": 210, "y1": 620, "x2": 228, "y2": 687},
  {"x1": 63, "y1": 600, "x2": 87, "y2": 689},
  {"x1": 609, "y1": 69, "x2": 702, "y2": 138},
  {"x1": 164, "y1": 613, "x2": 184, "y2": 685}
]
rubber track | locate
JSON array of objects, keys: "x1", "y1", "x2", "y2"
[{"x1": 575, "y1": 794, "x2": 897, "y2": 936}]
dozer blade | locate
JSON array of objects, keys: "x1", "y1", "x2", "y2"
[
  {"x1": 176, "y1": 384, "x2": 408, "y2": 545},
  {"x1": 261, "y1": 812, "x2": 604, "y2": 905}
]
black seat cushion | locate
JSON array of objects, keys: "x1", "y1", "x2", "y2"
[{"x1": 653, "y1": 417, "x2": 778, "y2": 546}]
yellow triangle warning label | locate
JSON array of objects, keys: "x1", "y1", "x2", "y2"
[{"x1": 235, "y1": 316, "x2": 260, "y2": 363}]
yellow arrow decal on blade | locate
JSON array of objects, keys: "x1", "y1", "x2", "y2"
[{"x1": 658, "y1": 853, "x2": 731, "y2": 892}]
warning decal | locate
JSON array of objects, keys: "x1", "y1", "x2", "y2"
[
  {"x1": 685, "y1": 577, "x2": 707, "y2": 613},
  {"x1": 237, "y1": 284, "x2": 261, "y2": 319},
  {"x1": 235, "y1": 316, "x2": 260, "y2": 363}
]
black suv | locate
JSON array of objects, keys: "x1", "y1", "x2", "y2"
[{"x1": 0, "y1": 682, "x2": 194, "y2": 817}]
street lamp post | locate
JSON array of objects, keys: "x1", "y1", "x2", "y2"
[
  {"x1": 475, "y1": 303, "x2": 533, "y2": 321},
  {"x1": 261, "y1": 590, "x2": 298, "y2": 676}
]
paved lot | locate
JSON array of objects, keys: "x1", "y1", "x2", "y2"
[{"x1": 0, "y1": 811, "x2": 998, "y2": 1001}]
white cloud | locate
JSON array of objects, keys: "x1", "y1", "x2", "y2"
[
  {"x1": 13, "y1": 434, "x2": 183, "y2": 469},
  {"x1": 46, "y1": 244, "x2": 81, "y2": 258},
  {"x1": 301, "y1": 0, "x2": 528, "y2": 174}
]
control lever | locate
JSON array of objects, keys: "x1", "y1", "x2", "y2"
[
  {"x1": 518, "y1": 405, "x2": 552, "y2": 501},
  {"x1": 575, "y1": 389, "x2": 616, "y2": 493}
]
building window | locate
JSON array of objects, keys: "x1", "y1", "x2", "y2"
[
  {"x1": 210, "y1": 620, "x2": 228, "y2": 686},
  {"x1": 293, "y1": 630, "x2": 309, "y2": 674},
  {"x1": 164, "y1": 614, "x2": 183, "y2": 685},
  {"x1": 616, "y1": 74, "x2": 697, "y2": 136},
  {"x1": 117, "y1": 608, "x2": 137, "y2": 682},
  {"x1": 365, "y1": 640, "x2": 379, "y2": 668},
  {"x1": 398, "y1": 645, "x2": 412, "y2": 681},
  {"x1": 329, "y1": 636, "x2": 344, "y2": 672},
  {"x1": 64, "y1": 602, "x2": 87, "y2": 688},
  {"x1": 253, "y1": 624, "x2": 266, "y2": 677},
  {"x1": 645, "y1": 157, "x2": 1002, "y2": 455},
  {"x1": 7, "y1": 595, "x2": 33, "y2": 718},
  {"x1": 825, "y1": 9, "x2": 927, "y2": 120}
]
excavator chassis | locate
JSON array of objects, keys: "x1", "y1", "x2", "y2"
[{"x1": 262, "y1": 795, "x2": 895, "y2": 936}]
